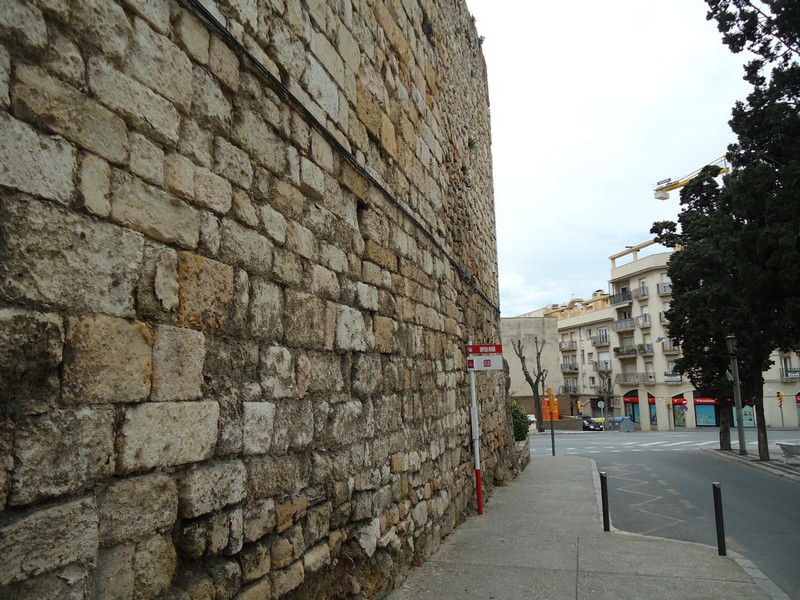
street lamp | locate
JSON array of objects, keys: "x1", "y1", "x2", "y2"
[{"x1": 725, "y1": 334, "x2": 747, "y2": 456}]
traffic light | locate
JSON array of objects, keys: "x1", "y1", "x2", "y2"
[{"x1": 777, "y1": 391, "x2": 784, "y2": 407}]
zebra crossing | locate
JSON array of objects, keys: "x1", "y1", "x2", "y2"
[{"x1": 532, "y1": 438, "x2": 741, "y2": 455}]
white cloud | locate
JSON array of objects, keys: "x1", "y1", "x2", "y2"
[{"x1": 467, "y1": 0, "x2": 752, "y2": 315}]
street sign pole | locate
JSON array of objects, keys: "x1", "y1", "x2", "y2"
[
  {"x1": 465, "y1": 340, "x2": 503, "y2": 516},
  {"x1": 467, "y1": 336, "x2": 483, "y2": 515}
]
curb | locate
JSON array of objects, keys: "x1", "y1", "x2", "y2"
[{"x1": 589, "y1": 457, "x2": 790, "y2": 600}]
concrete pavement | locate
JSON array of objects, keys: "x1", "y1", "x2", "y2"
[{"x1": 389, "y1": 455, "x2": 781, "y2": 600}]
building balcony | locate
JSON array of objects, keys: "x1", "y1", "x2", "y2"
[
  {"x1": 640, "y1": 343, "x2": 654, "y2": 356},
  {"x1": 561, "y1": 362, "x2": 579, "y2": 374},
  {"x1": 615, "y1": 372, "x2": 647, "y2": 385},
  {"x1": 559, "y1": 340, "x2": 577, "y2": 351},
  {"x1": 614, "y1": 345, "x2": 639, "y2": 358},
  {"x1": 632, "y1": 286, "x2": 649, "y2": 300},
  {"x1": 659, "y1": 312, "x2": 669, "y2": 324},
  {"x1": 593, "y1": 360, "x2": 612, "y2": 373},
  {"x1": 610, "y1": 290, "x2": 632, "y2": 306},
  {"x1": 615, "y1": 372, "x2": 657, "y2": 385},
  {"x1": 664, "y1": 372, "x2": 683, "y2": 384},
  {"x1": 662, "y1": 339, "x2": 680, "y2": 354},
  {"x1": 591, "y1": 334, "x2": 610, "y2": 347},
  {"x1": 657, "y1": 282, "x2": 672, "y2": 296},
  {"x1": 560, "y1": 383, "x2": 580, "y2": 395},
  {"x1": 636, "y1": 314, "x2": 651, "y2": 328},
  {"x1": 780, "y1": 368, "x2": 800, "y2": 381},
  {"x1": 611, "y1": 318, "x2": 636, "y2": 332}
]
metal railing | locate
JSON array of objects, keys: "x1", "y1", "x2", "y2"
[
  {"x1": 657, "y1": 282, "x2": 672, "y2": 295},
  {"x1": 561, "y1": 362, "x2": 579, "y2": 373},
  {"x1": 611, "y1": 318, "x2": 636, "y2": 332},
  {"x1": 780, "y1": 368, "x2": 800, "y2": 381},
  {"x1": 662, "y1": 339, "x2": 680, "y2": 354},
  {"x1": 610, "y1": 290, "x2": 633, "y2": 305},
  {"x1": 613, "y1": 345, "x2": 639, "y2": 357},
  {"x1": 632, "y1": 286, "x2": 649, "y2": 300},
  {"x1": 636, "y1": 314, "x2": 651, "y2": 328},
  {"x1": 559, "y1": 340, "x2": 577, "y2": 351},
  {"x1": 664, "y1": 372, "x2": 683, "y2": 384},
  {"x1": 591, "y1": 334, "x2": 610, "y2": 347},
  {"x1": 593, "y1": 360, "x2": 612, "y2": 373}
]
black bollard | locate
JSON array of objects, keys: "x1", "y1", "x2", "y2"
[
  {"x1": 600, "y1": 471, "x2": 610, "y2": 532},
  {"x1": 713, "y1": 482, "x2": 726, "y2": 556}
]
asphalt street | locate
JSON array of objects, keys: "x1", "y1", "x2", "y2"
[{"x1": 530, "y1": 429, "x2": 800, "y2": 599}]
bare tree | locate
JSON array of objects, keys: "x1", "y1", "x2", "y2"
[{"x1": 512, "y1": 337, "x2": 547, "y2": 433}]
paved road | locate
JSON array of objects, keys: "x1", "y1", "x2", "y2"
[{"x1": 530, "y1": 429, "x2": 800, "y2": 599}]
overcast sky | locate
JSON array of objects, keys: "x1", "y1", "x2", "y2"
[{"x1": 464, "y1": 0, "x2": 753, "y2": 317}]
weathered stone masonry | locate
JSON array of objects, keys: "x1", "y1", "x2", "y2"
[{"x1": 0, "y1": 0, "x2": 515, "y2": 598}]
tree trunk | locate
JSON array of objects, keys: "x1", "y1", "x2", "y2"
[
  {"x1": 512, "y1": 340, "x2": 545, "y2": 433},
  {"x1": 719, "y1": 399, "x2": 732, "y2": 451},
  {"x1": 754, "y1": 395, "x2": 769, "y2": 461}
]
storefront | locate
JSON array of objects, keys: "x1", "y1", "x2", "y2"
[
  {"x1": 693, "y1": 396, "x2": 719, "y2": 427},
  {"x1": 623, "y1": 392, "x2": 656, "y2": 424},
  {"x1": 672, "y1": 394, "x2": 687, "y2": 427}
]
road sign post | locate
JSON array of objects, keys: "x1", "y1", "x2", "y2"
[{"x1": 466, "y1": 340, "x2": 503, "y2": 515}]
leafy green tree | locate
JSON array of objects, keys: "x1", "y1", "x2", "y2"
[
  {"x1": 652, "y1": 169, "x2": 740, "y2": 451},
  {"x1": 707, "y1": 0, "x2": 800, "y2": 458},
  {"x1": 654, "y1": 1, "x2": 800, "y2": 459}
]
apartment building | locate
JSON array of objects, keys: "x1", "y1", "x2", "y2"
[{"x1": 508, "y1": 241, "x2": 800, "y2": 430}]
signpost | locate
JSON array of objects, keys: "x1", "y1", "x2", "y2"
[{"x1": 466, "y1": 340, "x2": 503, "y2": 515}]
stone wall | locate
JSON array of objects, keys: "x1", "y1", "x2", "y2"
[{"x1": 0, "y1": 0, "x2": 514, "y2": 598}]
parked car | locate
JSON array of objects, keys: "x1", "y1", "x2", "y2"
[{"x1": 582, "y1": 417, "x2": 602, "y2": 431}]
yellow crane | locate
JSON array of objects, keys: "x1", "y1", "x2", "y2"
[{"x1": 653, "y1": 155, "x2": 730, "y2": 200}]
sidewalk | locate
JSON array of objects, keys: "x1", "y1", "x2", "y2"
[{"x1": 389, "y1": 455, "x2": 780, "y2": 600}]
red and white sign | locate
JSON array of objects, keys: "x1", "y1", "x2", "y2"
[
  {"x1": 466, "y1": 344, "x2": 503, "y2": 355},
  {"x1": 467, "y1": 355, "x2": 503, "y2": 371},
  {"x1": 467, "y1": 343, "x2": 503, "y2": 371}
]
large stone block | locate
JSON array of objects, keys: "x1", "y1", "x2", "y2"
[
  {"x1": 213, "y1": 136, "x2": 252, "y2": 188},
  {"x1": 194, "y1": 166, "x2": 232, "y2": 214},
  {"x1": 0, "y1": 309, "x2": 63, "y2": 413},
  {"x1": 98, "y1": 473, "x2": 178, "y2": 545},
  {"x1": 258, "y1": 346, "x2": 295, "y2": 399},
  {"x1": 175, "y1": 8, "x2": 209, "y2": 65},
  {"x1": 232, "y1": 109, "x2": 286, "y2": 174},
  {"x1": 243, "y1": 498, "x2": 275, "y2": 543},
  {"x1": 13, "y1": 65, "x2": 128, "y2": 164},
  {"x1": 128, "y1": 17, "x2": 193, "y2": 112},
  {"x1": 0, "y1": 0, "x2": 47, "y2": 51},
  {"x1": 335, "y1": 305, "x2": 374, "y2": 351},
  {"x1": 133, "y1": 533, "x2": 177, "y2": 598},
  {"x1": 246, "y1": 455, "x2": 307, "y2": 501},
  {"x1": 219, "y1": 218, "x2": 273, "y2": 276},
  {"x1": 116, "y1": 401, "x2": 219, "y2": 473},
  {"x1": 0, "y1": 44, "x2": 8, "y2": 109},
  {"x1": 0, "y1": 496, "x2": 98, "y2": 586},
  {"x1": 0, "y1": 197, "x2": 144, "y2": 317},
  {"x1": 0, "y1": 113, "x2": 76, "y2": 204},
  {"x1": 304, "y1": 56, "x2": 339, "y2": 121},
  {"x1": 62, "y1": 314, "x2": 153, "y2": 404},
  {"x1": 253, "y1": 277, "x2": 284, "y2": 341},
  {"x1": 10, "y1": 407, "x2": 115, "y2": 505},
  {"x1": 242, "y1": 401, "x2": 275, "y2": 455},
  {"x1": 150, "y1": 325, "x2": 205, "y2": 402},
  {"x1": 177, "y1": 252, "x2": 235, "y2": 331},
  {"x1": 94, "y1": 543, "x2": 135, "y2": 599},
  {"x1": 71, "y1": 0, "x2": 132, "y2": 59},
  {"x1": 284, "y1": 291, "x2": 327, "y2": 349},
  {"x1": 111, "y1": 171, "x2": 200, "y2": 249},
  {"x1": 193, "y1": 66, "x2": 232, "y2": 131},
  {"x1": 178, "y1": 460, "x2": 247, "y2": 518},
  {"x1": 88, "y1": 58, "x2": 180, "y2": 145}
]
